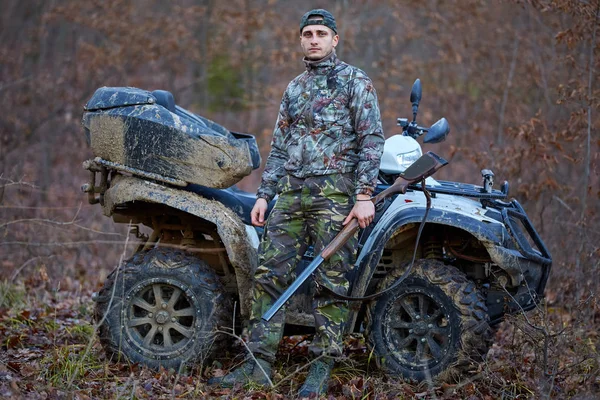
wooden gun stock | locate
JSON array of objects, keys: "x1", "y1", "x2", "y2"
[{"x1": 261, "y1": 152, "x2": 448, "y2": 322}]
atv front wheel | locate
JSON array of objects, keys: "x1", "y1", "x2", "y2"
[
  {"x1": 93, "y1": 248, "x2": 232, "y2": 370},
  {"x1": 365, "y1": 259, "x2": 491, "y2": 382}
]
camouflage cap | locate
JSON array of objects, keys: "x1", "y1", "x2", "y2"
[{"x1": 300, "y1": 9, "x2": 337, "y2": 34}]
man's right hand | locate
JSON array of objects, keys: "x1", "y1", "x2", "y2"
[{"x1": 251, "y1": 198, "x2": 268, "y2": 226}]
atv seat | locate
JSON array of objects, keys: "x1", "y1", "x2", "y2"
[{"x1": 185, "y1": 184, "x2": 276, "y2": 226}]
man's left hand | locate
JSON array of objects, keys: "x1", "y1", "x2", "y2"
[{"x1": 343, "y1": 198, "x2": 375, "y2": 229}]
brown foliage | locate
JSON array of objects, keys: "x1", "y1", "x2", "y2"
[{"x1": 1, "y1": 0, "x2": 599, "y2": 398}]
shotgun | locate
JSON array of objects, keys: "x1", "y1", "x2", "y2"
[{"x1": 261, "y1": 151, "x2": 448, "y2": 322}]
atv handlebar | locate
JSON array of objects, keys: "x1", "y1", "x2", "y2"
[{"x1": 397, "y1": 118, "x2": 429, "y2": 139}]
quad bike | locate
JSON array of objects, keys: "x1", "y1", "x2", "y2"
[{"x1": 83, "y1": 81, "x2": 552, "y2": 381}]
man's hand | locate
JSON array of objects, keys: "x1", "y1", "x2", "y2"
[
  {"x1": 343, "y1": 196, "x2": 375, "y2": 229},
  {"x1": 251, "y1": 198, "x2": 269, "y2": 227}
]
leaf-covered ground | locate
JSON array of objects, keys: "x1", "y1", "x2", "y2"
[{"x1": 0, "y1": 280, "x2": 598, "y2": 399}]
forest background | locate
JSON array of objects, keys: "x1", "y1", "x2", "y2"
[{"x1": 0, "y1": 0, "x2": 599, "y2": 398}]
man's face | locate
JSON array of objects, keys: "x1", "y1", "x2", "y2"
[{"x1": 300, "y1": 19, "x2": 339, "y2": 60}]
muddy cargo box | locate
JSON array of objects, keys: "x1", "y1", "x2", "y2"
[{"x1": 82, "y1": 87, "x2": 261, "y2": 188}]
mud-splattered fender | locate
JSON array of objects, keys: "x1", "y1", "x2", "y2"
[
  {"x1": 346, "y1": 192, "x2": 517, "y2": 332},
  {"x1": 352, "y1": 207, "x2": 503, "y2": 289},
  {"x1": 102, "y1": 174, "x2": 257, "y2": 316}
]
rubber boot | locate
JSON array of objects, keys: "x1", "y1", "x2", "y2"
[
  {"x1": 208, "y1": 358, "x2": 272, "y2": 388},
  {"x1": 297, "y1": 358, "x2": 334, "y2": 397}
]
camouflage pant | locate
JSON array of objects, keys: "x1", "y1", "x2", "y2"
[{"x1": 247, "y1": 173, "x2": 358, "y2": 363}]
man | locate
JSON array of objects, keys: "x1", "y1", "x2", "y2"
[{"x1": 209, "y1": 9, "x2": 384, "y2": 396}]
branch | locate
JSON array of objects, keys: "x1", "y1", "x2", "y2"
[
  {"x1": 10, "y1": 255, "x2": 56, "y2": 282},
  {"x1": 552, "y1": 195, "x2": 575, "y2": 215},
  {"x1": 0, "y1": 201, "x2": 83, "y2": 228},
  {"x1": 214, "y1": 326, "x2": 274, "y2": 389},
  {"x1": 212, "y1": 303, "x2": 342, "y2": 391},
  {"x1": 497, "y1": 33, "x2": 521, "y2": 147},
  {"x1": 0, "y1": 218, "x2": 124, "y2": 237},
  {"x1": 0, "y1": 240, "x2": 136, "y2": 247},
  {"x1": 66, "y1": 230, "x2": 132, "y2": 391},
  {"x1": 576, "y1": 3, "x2": 599, "y2": 275},
  {"x1": 0, "y1": 201, "x2": 123, "y2": 237},
  {"x1": 581, "y1": 5, "x2": 599, "y2": 220},
  {"x1": 0, "y1": 76, "x2": 32, "y2": 92},
  {"x1": 0, "y1": 175, "x2": 38, "y2": 190},
  {"x1": 0, "y1": 205, "x2": 84, "y2": 210}
]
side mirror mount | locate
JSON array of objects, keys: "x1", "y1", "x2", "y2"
[
  {"x1": 410, "y1": 79, "x2": 422, "y2": 120},
  {"x1": 424, "y1": 118, "x2": 450, "y2": 143}
]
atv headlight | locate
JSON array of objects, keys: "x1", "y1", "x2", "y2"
[{"x1": 396, "y1": 148, "x2": 422, "y2": 171}]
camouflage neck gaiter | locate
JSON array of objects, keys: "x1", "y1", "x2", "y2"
[{"x1": 303, "y1": 50, "x2": 338, "y2": 73}]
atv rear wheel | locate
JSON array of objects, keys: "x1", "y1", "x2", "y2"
[
  {"x1": 93, "y1": 248, "x2": 232, "y2": 370},
  {"x1": 365, "y1": 259, "x2": 491, "y2": 382}
]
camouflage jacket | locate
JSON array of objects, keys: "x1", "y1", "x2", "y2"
[{"x1": 256, "y1": 51, "x2": 385, "y2": 202}]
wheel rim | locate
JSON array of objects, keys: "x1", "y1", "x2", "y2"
[
  {"x1": 383, "y1": 287, "x2": 454, "y2": 371},
  {"x1": 124, "y1": 280, "x2": 199, "y2": 357}
]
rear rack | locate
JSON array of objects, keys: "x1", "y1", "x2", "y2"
[
  {"x1": 92, "y1": 158, "x2": 187, "y2": 187},
  {"x1": 81, "y1": 157, "x2": 187, "y2": 205}
]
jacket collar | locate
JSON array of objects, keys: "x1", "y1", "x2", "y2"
[{"x1": 303, "y1": 50, "x2": 339, "y2": 74}]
